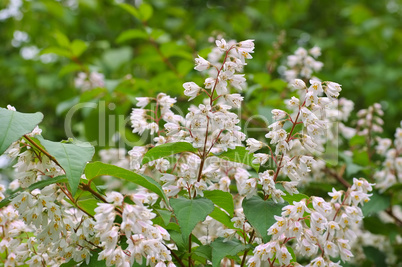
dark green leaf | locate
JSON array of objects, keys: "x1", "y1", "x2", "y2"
[
  {"x1": 362, "y1": 191, "x2": 390, "y2": 216},
  {"x1": 210, "y1": 237, "x2": 248, "y2": 267},
  {"x1": 193, "y1": 245, "x2": 212, "y2": 261},
  {"x1": 85, "y1": 162, "x2": 168, "y2": 204},
  {"x1": 0, "y1": 108, "x2": 43, "y2": 154},
  {"x1": 170, "y1": 197, "x2": 214, "y2": 246},
  {"x1": 242, "y1": 196, "x2": 285, "y2": 242},
  {"x1": 282, "y1": 193, "x2": 309, "y2": 204},
  {"x1": 156, "y1": 209, "x2": 172, "y2": 226},
  {"x1": 142, "y1": 142, "x2": 197, "y2": 165},
  {"x1": 38, "y1": 137, "x2": 95, "y2": 196}
]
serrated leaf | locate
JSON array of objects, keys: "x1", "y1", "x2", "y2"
[
  {"x1": 37, "y1": 137, "x2": 95, "y2": 196},
  {"x1": 118, "y1": 3, "x2": 139, "y2": 18},
  {"x1": 214, "y1": 146, "x2": 259, "y2": 172},
  {"x1": 71, "y1": 39, "x2": 88, "y2": 57},
  {"x1": 242, "y1": 196, "x2": 286, "y2": 242},
  {"x1": 170, "y1": 197, "x2": 214, "y2": 246},
  {"x1": 116, "y1": 29, "x2": 148, "y2": 43},
  {"x1": 142, "y1": 142, "x2": 197, "y2": 165},
  {"x1": 85, "y1": 162, "x2": 168, "y2": 204},
  {"x1": 0, "y1": 108, "x2": 43, "y2": 154},
  {"x1": 209, "y1": 207, "x2": 234, "y2": 229},
  {"x1": 203, "y1": 190, "x2": 234, "y2": 215},
  {"x1": 210, "y1": 237, "x2": 248, "y2": 267}
]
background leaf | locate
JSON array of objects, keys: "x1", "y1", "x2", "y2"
[{"x1": 214, "y1": 146, "x2": 259, "y2": 172}]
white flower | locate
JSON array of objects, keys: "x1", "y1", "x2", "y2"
[
  {"x1": 215, "y1": 38, "x2": 228, "y2": 51},
  {"x1": 136, "y1": 97, "x2": 150, "y2": 108},
  {"x1": 292, "y1": 79, "x2": 306, "y2": 90},
  {"x1": 309, "y1": 46, "x2": 321, "y2": 58},
  {"x1": 246, "y1": 138, "x2": 263, "y2": 153},
  {"x1": 183, "y1": 82, "x2": 201, "y2": 101},
  {"x1": 224, "y1": 94, "x2": 243, "y2": 108},
  {"x1": 271, "y1": 109, "x2": 287, "y2": 120},
  {"x1": 194, "y1": 55, "x2": 211, "y2": 71},
  {"x1": 325, "y1": 82, "x2": 342, "y2": 99}
]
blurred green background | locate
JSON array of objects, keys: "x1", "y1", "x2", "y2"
[{"x1": 1, "y1": 0, "x2": 401, "y2": 146}]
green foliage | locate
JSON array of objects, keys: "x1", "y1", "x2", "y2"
[
  {"x1": 85, "y1": 161, "x2": 168, "y2": 204},
  {"x1": 203, "y1": 190, "x2": 234, "y2": 215},
  {"x1": 142, "y1": 142, "x2": 197, "y2": 165},
  {"x1": 0, "y1": 108, "x2": 43, "y2": 154},
  {"x1": 242, "y1": 195, "x2": 286, "y2": 242},
  {"x1": 38, "y1": 136, "x2": 95, "y2": 196},
  {"x1": 210, "y1": 237, "x2": 250, "y2": 267},
  {"x1": 170, "y1": 197, "x2": 214, "y2": 246}
]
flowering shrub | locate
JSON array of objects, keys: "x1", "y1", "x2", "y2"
[{"x1": 0, "y1": 37, "x2": 401, "y2": 267}]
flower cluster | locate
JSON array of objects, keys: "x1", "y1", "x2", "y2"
[
  {"x1": 248, "y1": 178, "x2": 374, "y2": 266},
  {"x1": 282, "y1": 47, "x2": 323, "y2": 82},
  {"x1": 74, "y1": 71, "x2": 105, "y2": 92}
]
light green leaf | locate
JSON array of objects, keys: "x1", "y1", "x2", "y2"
[
  {"x1": 77, "y1": 198, "x2": 99, "y2": 216},
  {"x1": 142, "y1": 142, "x2": 197, "y2": 165},
  {"x1": 116, "y1": 29, "x2": 148, "y2": 43},
  {"x1": 0, "y1": 108, "x2": 43, "y2": 154},
  {"x1": 71, "y1": 39, "x2": 88, "y2": 57},
  {"x1": 40, "y1": 47, "x2": 72, "y2": 58},
  {"x1": 37, "y1": 137, "x2": 95, "y2": 196},
  {"x1": 156, "y1": 209, "x2": 172, "y2": 226},
  {"x1": 85, "y1": 161, "x2": 168, "y2": 204},
  {"x1": 210, "y1": 237, "x2": 248, "y2": 267},
  {"x1": 214, "y1": 146, "x2": 259, "y2": 172},
  {"x1": 242, "y1": 196, "x2": 286, "y2": 242},
  {"x1": 203, "y1": 190, "x2": 234, "y2": 215},
  {"x1": 59, "y1": 63, "x2": 83, "y2": 77},
  {"x1": 170, "y1": 197, "x2": 214, "y2": 245},
  {"x1": 118, "y1": 3, "x2": 139, "y2": 18},
  {"x1": 138, "y1": 3, "x2": 153, "y2": 21},
  {"x1": 54, "y1": 31, "x2": 70, "y2": 48},
  {"x1": 282, "y1": 193, "x2": 309, "y2": 204}
]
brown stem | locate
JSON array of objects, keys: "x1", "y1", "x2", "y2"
[
  {"x1": 164, "y1": 244, "x2": 186, "y2": 267},
  {"x1": 23, "y1": 135, "x2": 64, "y2": 170},
  {"x1": 240, "y1": 230, "x2": 255, "y2": 267},
  {"x1": 323, "y1": 167, "x2": 351, "y2": 188},
  {"x1": 80, "y1": 183, "x2": 108, "y2": 203}
]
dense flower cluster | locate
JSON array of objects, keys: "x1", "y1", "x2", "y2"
[{"x1": 248, "y1": 178, "x2": 374, "y2": 267}]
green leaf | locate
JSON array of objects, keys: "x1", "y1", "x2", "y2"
[
  {"x1": 138, "y1": 3, "x2": 153, "y2": 21},
  {"x1": 203, "y1": 190, "x2": 234, "y2": 215},
  {"x1": 37, "y1": 137, "x2": 95, "y2": 196},
  {"x1": 54, "y1": 31, "x2": 70, "y2": 48},
  {"x1": 209, "y1": 207, "x2": 234, "y2": 229},
  {"x1": 40, "y1": 47, "x2": 72, "y2": 58},
  {"x1": 85, "y1": 162, "x2": 168, "y2": 204},
  {"x1": 170, "y1": 197, "x2": 214, "y2": 245},
  {"x1": 77, "y1": 198, "x2": 99, "y2": 216},
  {"x1": 282, "y1": 193, "x2": 309, "y2": 204},
  {"x1": 193, "y1": 245, "x2": 212, "y2": 261},
  {"x1": 214, "y1": 146, "x2": 259, "y2": 172},
  {"x1": 362, "y1": 191, "x2": 390, "y2": 216},
  {"x1": 242, "y1": 196, "x2": 286, "y2": 242},
  {"x1": 71, "y1": 39, "x2": 88, "y2": 57},
  {"x1": 0, "y1": 108, "x2": 43, "y2": 154},
  {"x1": 116, "y1": 29, "x2": 148, "y2": 43},
  {"x1": 118, "y1": 3, "x2": 139, "y2": 18},
  {"x1": 0, "y1": 175, "x2": 68, "y2": 208},
  {"x1": 81, "y1": 250, "x2": 107, "y2": 267},
  {"x1": 156, "y1": 209, "x2": 172, "y2": 226},
  {"x1": 210, "y1": 237, "x2": 248, "y2": 267},
  {"x1": 142, "y1": 142, "x2": 197, "y2": 165},
  {"x1": 59, "y1": 63, "x2": 82, "y2": 77}
]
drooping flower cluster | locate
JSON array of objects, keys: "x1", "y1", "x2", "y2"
[
  {"x1": 248, "y1": 178, "x2": 374, "y2": 267},
  {"x1": 94, "y1": 191, "x2": 173, "y2": 267},
  {"x1": 373, "y1": 121, "x2": 402, "y2": 192},
  {"x1": 356, "y1": 103, "x2": 384, "y2": 136},
  {"x1": 74, "y1": 71, "x2": 105, "y2": 92},
  {"x1": 282, "y1": 47, "x2": 323, "y2": 82}
]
